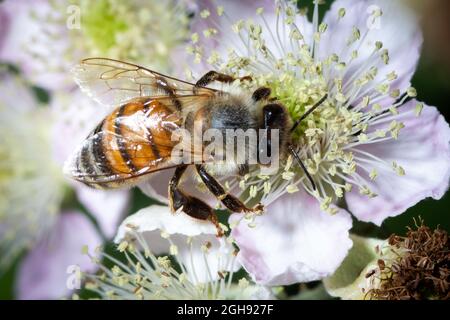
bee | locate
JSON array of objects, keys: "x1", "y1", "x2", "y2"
[{"x1": 64, "y1": 58, "x2": 327, "y2": 235}]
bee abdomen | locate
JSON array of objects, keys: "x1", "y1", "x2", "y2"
[{"x1": 65, "y1": 98, "x2": 180, "y2": 189}]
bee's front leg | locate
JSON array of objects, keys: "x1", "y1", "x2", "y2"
[
  {"x1": 195, "y1": 165, "x2": 264, "y2": 214},
  {"x1": 168, "y1": 165, "x2": 224, "y2": 237}
]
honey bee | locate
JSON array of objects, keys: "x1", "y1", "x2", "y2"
[{"x1": 64, "y1": 58, "x2": 327, "y2": 235}]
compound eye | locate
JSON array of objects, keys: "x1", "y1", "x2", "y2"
[
  {"x1": 263, "y1": 104, "x2": 285, "y2": 127},
  {"x1": 259, "y1": 104, "x2": 286, "y2": 164}
]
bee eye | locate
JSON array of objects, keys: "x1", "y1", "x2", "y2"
[{"x1": 263, "y1": 104, "x2": 285, "y2": 128}]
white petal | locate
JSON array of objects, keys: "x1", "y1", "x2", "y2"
[
  {"x1": 115, "y1": 205, "x2": 239, "y2": 283},
  {"x1": 231, "y1": 189, "x2": 353, "y2": 286},
  {"x1": 115, "y1": 205, "x2": 217, "y2": 242},
  {"x1": 320, "y1": 0, "x2": 422, "y2": 103},
  {"x1": 347, "y1": 100, "x2": 450, "y2": 225}
]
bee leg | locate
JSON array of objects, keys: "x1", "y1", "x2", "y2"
[
  {"x1": 195, "y1": 165, "x2": 264, "y2": 214},
  {"x1": 169, "y1": 165, "x2": 224, "y2": 237},
  {"x1": 195, "y1": 70, "x2": 252, "y2": 89},
  {"x1": 238, "y1": 164, "x2": 249, "y2": 176}
]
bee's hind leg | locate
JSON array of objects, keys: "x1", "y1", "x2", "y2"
[
  {"x1": 169, "y1": 165, "x2": 224, "y2": 237},
  {"x1": 195, "y1": 165, "x2": 264, "y2": 214}
]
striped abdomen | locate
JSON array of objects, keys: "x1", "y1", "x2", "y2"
[{"x1": 65, "y1": 97, "x2": 182, "y2": 189}]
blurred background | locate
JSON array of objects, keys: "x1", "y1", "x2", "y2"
[{"x1": 0, "y1": 0, "x2": 450, "y2": 299}]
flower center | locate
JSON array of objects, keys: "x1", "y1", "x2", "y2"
[
  {"x1": 266, "y1": 74, "x2": 329, "y2": 141},
  {"x1": 82, "y1": 0, "x2": 128, "y2": 54}
]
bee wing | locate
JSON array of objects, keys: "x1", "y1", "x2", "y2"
[
  {"x1": 64, "y1": 95, "x2": 208, "y2": 187},
  {"x1": 71, "y1": 58, "x2": 217, "y2": 107}
]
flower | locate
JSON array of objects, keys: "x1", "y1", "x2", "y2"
[
  {"x1": 0, "y1": 0, "x2": 207, "y2": 299},
  {"x1": 82, "y1": 205, "x2": 272, "y2": 300},
  {"x1": 0, "y1": 0, "x2": 192, "y2": 90},
  {"x1": 324, "y1": 220, "x2": 449, "y2": 300},
  {"x1": 182, "y1": 0, "x2": 450, "y2": 285},
  {"x1": 0, "y1": 74, "x2": 62, "y2": 268},
  {"x1": 0, "y1": 72, "x2": 129, "y2": 299}
]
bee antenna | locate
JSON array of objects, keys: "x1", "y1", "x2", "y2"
[
  {"x1": 290, "y1": 94, "x2": 328, "y2": 133},
  {"x1": 287, "y1": 144, "x2": 316, "y2": 190}
]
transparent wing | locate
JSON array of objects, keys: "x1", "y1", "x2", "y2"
[{"x1": 71, "y1": 58, "x2": 216, "y2": 107}]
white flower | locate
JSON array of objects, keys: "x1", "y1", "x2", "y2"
[
  {"x1": 0, "y1": 73, "x2": 129, "y2": 299},
  {"x1": 0, "y1": 0, "x2": 192, "y2": 90},
  {"x1": 181, "y1": 0, "x2": 450, "y2": 285},
  {"x1": 84, "y1": 205, "x2": 273, "y2": 300},
  {"x1": 0, "y1": 75, "x2": 62, "y2": 268}
]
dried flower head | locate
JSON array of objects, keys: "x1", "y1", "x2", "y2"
[{"x1": 367, "y1": 220, "x2": 449, "y2": 300}]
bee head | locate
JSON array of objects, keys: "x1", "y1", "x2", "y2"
[{"x1": 258, "y1": 103, "x2": 291, "y2": 163}]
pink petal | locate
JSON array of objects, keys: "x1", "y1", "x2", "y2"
[
  {"x1": 138, "y1": 169, "x2": 174, "y2": 205},
  {"x1": 320, "y1": 0, "x2": 422, "y2": 102},
  {"x1": 0, "y1": 6, "x2": 10, "y2": 53},
  {"x1": 16, "y1": 211, "x2": 102, "y2": 300},
  {"x1": 51, "y1": 90, "x2": 110, "y2": 165},
  {"x1": 0, "y1": 73, "x2": 37, "y2": 112},
  {"x1": 75, "y1": 186, "x2": 130, "y2": 239},
  {"x1": 50, "y1": 91, "x2": 130, "y2": 238},
  {"x1": 231, "y1": 189, "x2": 353, "y2": 286},
  {"x1": 0, "y1": 0, "x2": 72, "y2": 90},
  {"x1": 346, "y1": 100, "x2": 450, "y2": 225}
]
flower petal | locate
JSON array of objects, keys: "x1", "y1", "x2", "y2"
[
  {"x1": 50, "y1": 91, "x2": 110, "y2": 165},
  {"x1": 50, "y1": 91, "x2": 130, "y2": 238},
  {"x1": 0, "y1": 7, "x2": 11, "y2": 57},
  {"x1": 190, "y1": 0, "x2": 312, "y2": 77},
  {"x1": 75, "y1": 186, "x2": 130, "y2": 239},
  {"x1": 324, "y1": 235, "x2": 384, "y2": 300},
  {"x1": 0, "y1": 72, "x2": 37, "y2": 112},
  {"x1": 0, "y1": 0, "x2": 72, "y2": 90},
  {"x1": 320, "y1": 0, "x2": 422, "y2": 103},
  {"x1": 115, "y1": 205, "x2": 239, "y2": 283},
  {"x1": 346, "y1": 100, "x2": 450, "y2": 225},
  {"x1": 138, "y1": 169, "x2": 174, "y2": 205},
  {"x1": 231, "y1": 189, "x2": 353, "y2": 286},
  {"x1": 16, "y1": 211, "x2": 102, "y2": 300},
  {"x1": 115, "y1": 205, "x2": 218, "y2": 242}
]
